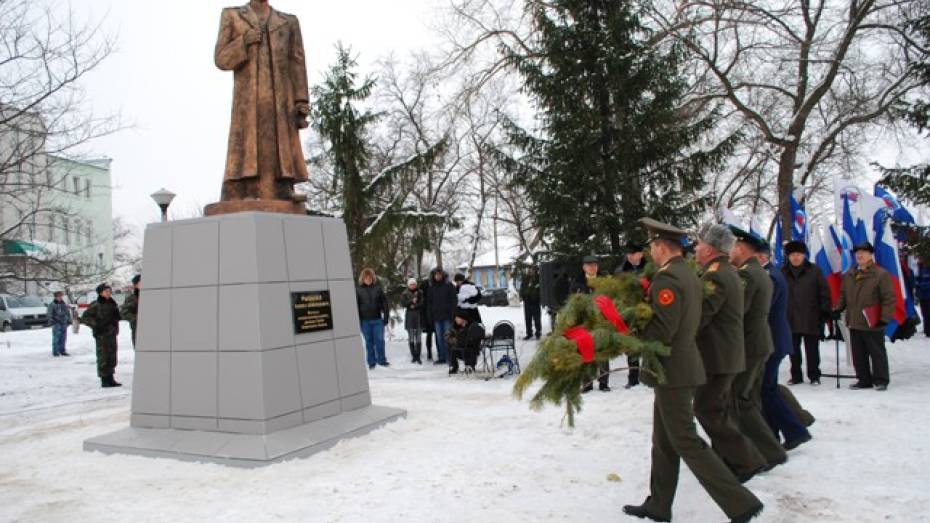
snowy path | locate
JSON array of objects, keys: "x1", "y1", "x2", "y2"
[{"x1": 1, "y1": 307, "x2": 929, "y2": 522}]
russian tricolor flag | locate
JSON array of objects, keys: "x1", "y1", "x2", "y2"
[
  {"x1": 790, "y1": 192, "x2": 807, "y2": 242},
  {"x1": 873, "y1": 215, "x2": 909, "y2": 338},
  {"x1": 815, "y1": 226, "x2": 844, "y2": 307},
  {"x1": 875, "y1": 185, "x2": 916, "y2": 225}
]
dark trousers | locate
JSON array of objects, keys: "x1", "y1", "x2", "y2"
[
  {"x1": 597, "y1": 361, "x2": 610, "y2": 387},
  {"x1": 523, "y1": 300, "x2": 542, "y2": 336},
  {"x1": 643, "y1": 386, "x2": 761, "y2": 520},
  {"x1": 731, "y1": 355, "x2": 787, "y2": 465},
  {"x1": 696, "y1": 374, "x2": 766, "y2": 476},
  {"x1": 921, "y1": 300, "x2": 930, "y2": 336},
  {"x1": 789, "y1": 333, "x2": 821, "y2": 382},
  {"x1": 424, "y1": 330, "x2": 434, "y2": 359},
  {"x1": 407, "y1": 328, "x2": 422, "y2": 361},
  {"x1": 849, "y1": 329, "x2": 890, "y2": 386},
  {"x1": 450, "y1": 344, "x2": 480, "y2": 371},
  {"x1": 627, "y1": 355, "x2": 640, "y2": 386},
  {"x1": 762, "y1": 352, "x2": 810, "y2": 444},
  {"x1": 95, "y1": 334, "x2": 118, "y2": 378}
]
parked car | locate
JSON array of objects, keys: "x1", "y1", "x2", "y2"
[
  {"x1": 479, "y1": 287, "x2": 510, "y2": 307},
  {"x1": 0, "y1": 305, "x2": 12, "y2": 332},
  {"x1": 0, "y1": 295, "x2": 49, "y2": 330}
]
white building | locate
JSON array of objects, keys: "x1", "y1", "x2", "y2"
[{"x1": 0, "y1": 109, "x2": 115, "y2": 294}]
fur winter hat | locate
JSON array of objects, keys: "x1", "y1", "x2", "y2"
[
  {"x1": 784, "y1": 241, "x2": 807, "y2": 256},
  {"x1": 697, "y1": 223, "x2": 736, "y2": 254}
]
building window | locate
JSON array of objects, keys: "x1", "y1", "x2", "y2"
[
  {"x1": 63, "y1": 220, "x2": 70, "y2": 246},
  {"x1": 85, "y1": 178, "x2": 91, "y2": 198},
  {"x1": 73, "y1": 177, "x2": 80, "y2": 195},
  {"x1": 47, "y1": 215, "x2": 55, "y2": 243}
]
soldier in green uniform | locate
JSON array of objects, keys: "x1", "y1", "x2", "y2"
[
  {"x1": 623, "y1": 218, "x2": 763, "y2": 523},
  {"x1": 120, "y1": 274, "x2": 141, "y2": 347},
  {"x1": 693, "y1": 224, "x2": 768, "y2": 482},
  {"x1": 81, "y1": 283, "x2": 123, "y2": 388},
  {"x1": 728, "y1": 226, "x2": 788, "y2": 469}
]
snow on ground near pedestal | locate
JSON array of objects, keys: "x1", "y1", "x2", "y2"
[{"x1": 0, "y1": 307, "x2": 928, "y2": 523}]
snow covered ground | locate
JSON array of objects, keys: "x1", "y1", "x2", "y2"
[{"x1": 1, "y1": 306, "x2": 929, "y2": 523}]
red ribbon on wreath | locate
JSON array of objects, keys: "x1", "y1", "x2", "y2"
[
  {"x1": 563, "y1": 325, "x2": 595, "y2": 363},
  {"x1": 594, "y1": 295, "x2": 630, "y2": 335}
]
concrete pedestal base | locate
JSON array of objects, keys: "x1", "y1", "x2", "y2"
[
  {"x1": 84, "y1": 405, "x2": 405, "y2": 467},
  {"x1": 83, "y1": 212, "x2": 405, "y2": 467}
]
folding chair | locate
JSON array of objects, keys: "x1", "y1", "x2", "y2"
[{"x1": 481, "y1": 320, "x2": 521, "y2": 376}]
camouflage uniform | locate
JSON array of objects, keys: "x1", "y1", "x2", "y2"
[
  {"x1": 120, "y1": 291, "x2": 140, "y2": 347},
  {"x1": 81, "y1": 297, "x2": 121, "y2": 379}
]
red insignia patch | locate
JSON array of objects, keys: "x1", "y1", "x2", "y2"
[{"x1": 658, "y1": 289, "x2": 676, "y2": 306}]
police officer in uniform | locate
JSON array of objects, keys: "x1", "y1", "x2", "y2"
[
  {"x1": 693, "y1": 224, "x2": 768, "y2": 482},
  {"x1": 728, "y1": 226, "x2": 788, "y2": 470},
  {"x1": 623, "y1": 218, "x2": 763, "y2": 523}
]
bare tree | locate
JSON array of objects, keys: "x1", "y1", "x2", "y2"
[
  {"x1": 0, "y1": 0, "x2": 121, "y2": 291},
  {"x1": 650, "y1": 0, "x2": 927, "y2": 235}
]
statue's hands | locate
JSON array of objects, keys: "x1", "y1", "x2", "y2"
[
  {"x1": 296, "y1": 103, "x2": 311, "y2": 129},
  {"x1": 245, "y1": 29, "x2": 262, "y2": 46}
]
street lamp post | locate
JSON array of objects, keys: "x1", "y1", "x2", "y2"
[{"x1": 150, "y1": 189, "x2": 176, "y2": 223}]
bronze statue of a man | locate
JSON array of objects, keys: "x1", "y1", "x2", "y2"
[{"x1": 213, "y1": 0, "x2": 309, "y2": 209}]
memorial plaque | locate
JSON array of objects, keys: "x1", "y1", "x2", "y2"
[{"x1": 291, "y1": 291, "x2": 334, "y2": 334}]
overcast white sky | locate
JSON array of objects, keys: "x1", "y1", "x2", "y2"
[
  {"x1": 68, "y1": 0, "x2": 439, "y2": 232},
  {"x1": 64, "y1": 0, "x2": 927, "y2": 238}
]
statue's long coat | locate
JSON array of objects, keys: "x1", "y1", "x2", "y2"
[{"x1": 215, "y1": 5, "x2": 309, "y2": 182}]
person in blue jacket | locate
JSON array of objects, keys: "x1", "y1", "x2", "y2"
[
  {"x1": 46, "y1": 291, "x2": 72, "y2": 357},
  {"x1": 917, "y1": 258, "x2": 930, "y2": 337},
  {"x1": 757, "y1": 246, "x2": 812, "y2": 451}
]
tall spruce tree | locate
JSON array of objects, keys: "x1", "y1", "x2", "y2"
[
  {"x1": 497, "y1": 0, "x2": 733, "y2": 255},
  {"x1": 312, "y1": 44, "x2": 448, "y2": 277}
]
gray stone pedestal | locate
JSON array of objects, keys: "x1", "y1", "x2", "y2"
[{"x1": 84, "y1": 212, "x2": 405, "y2": 467}]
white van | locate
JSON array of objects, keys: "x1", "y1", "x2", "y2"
[{"x1": 0, "y1": 295, "x2": 49, "y2": 330}]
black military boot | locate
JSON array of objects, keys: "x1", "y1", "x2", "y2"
[
  {"x1": 110, "y1": 376, "x2": 122, "y2": 387},
  {"x1": 622, "y1": 500, "x2": 670, "y2": 522},
  {"x1": 729, "y1": 503, "x2": 763, "y2": 523}
]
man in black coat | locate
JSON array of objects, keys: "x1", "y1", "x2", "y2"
[
  {"x1": 781, "y1": 241, "x2": 831, "y2": 385},
  {"x1": 426, "y1": 268, "x2": 457, "y2": 365},
  {"x1": 419, "y1": 276, "x2": 436, "y2": 361},
  {"x1": 520, "y1": 266, "x2": 542, "y2": 340}
]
